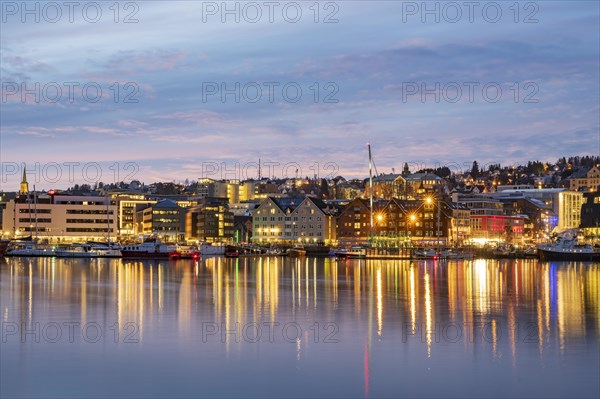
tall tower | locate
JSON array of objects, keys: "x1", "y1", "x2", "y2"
[{"x1": 20, "y1": 163, "x2": 29, "y2": 194}]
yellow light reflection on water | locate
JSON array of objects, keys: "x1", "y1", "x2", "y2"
[
  {"x1": 376, "y1": 267, "x2": 382, "y2": 337},
  {"x1": 1, "y1": 256, "x2": 598, "y2": 367},
  {"x1": 424, "y1": 269, "x2": 432, "y2": 358}
]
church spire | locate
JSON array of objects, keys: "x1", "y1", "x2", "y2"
[{"x1": 20, "y1": 163, "x2": 29, "y2": 194}]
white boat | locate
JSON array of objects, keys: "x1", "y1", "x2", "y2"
[
  {"x1": 6, "y1": 242, "x2": 55, "y2": 257},
  {"x1": 56, "y1": 244, "x2": 98, "y2": 258},
  {"x1": 121, "y1": 238, "x2": 177, "y2": 259},
  {"x1": 88, "y1": 242, "x2": 122, "y2": 258},
  {"x1": 200, "y1": 243, "x2": 225, "y2": 256},
  {"x1": 335, "y1": 247, "x2": 367, "y2": 259},
  {"x1": 537, "y1": 234, "x2": 600, "y2": 261}
]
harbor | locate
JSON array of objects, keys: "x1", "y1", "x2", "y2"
[{"x1": 1, "y1": 256, "x2": 598, "y2": 398}]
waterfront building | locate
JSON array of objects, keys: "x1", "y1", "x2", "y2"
[
  {"x1": 134, "y1": 199, "x2": 184, "y2": 241},
  {"x1": 486, "y1": 189, "x2": 584, "y2": 232},
  {"x1": 337, "y1": 197, "x2": 462, "y2": 247},
  {"x1": 2, "y1": 193, "x2": 117, "y2": 242},
  {"x1": 452, "y1": 193, "x2": 527, "y2": 243},
  {"x1": 580, "y1": 191, "x2": 600, "y2": 243},
  {"x1": 184, "y1": 197, "x2": 234, "y2": 242},
  {"x1": 336, "y1": 198, "x2": 375, "y2": 246},
  {"x1": 252, "y1": 197, "x2": 338, "y2": 245}
]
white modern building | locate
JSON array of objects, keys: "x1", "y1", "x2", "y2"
[{"x1": 2, "y1": 193, "x2": 117, "y2": 242}]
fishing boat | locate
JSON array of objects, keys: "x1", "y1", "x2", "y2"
[
  {"x1": 121, "y1": 237, "x2": 177, "y2": 259},
  {"x1": 537, "y1": 234, "x2": 600, "y2": 261}
]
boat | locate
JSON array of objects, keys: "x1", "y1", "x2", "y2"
[
  {"x1": 335, "y1": 246, "x2": 366, "y2": 259},
  {"x1": 224, "y1": 245, "x2": 240, "y2": 258},
  {"x1": 304, "y1": 245, "x2": 332, "y2": 257},
  {"x1": 537, "y1": 235, "x2": 600, "y2": 261},
  {"x1": 287, "y1": 246, "x2": 307, "y2": 257},
  {"x1": 413, "y1": 248, "x2": 437, "y2": 259},
  {"x1": 171, "y1": 245, "x2": 200, "y2": 259},
  {"x1": 56, "y1": 244, "x2": 98, "y2": 258},
  {"x1": 121, "y1": 237, "x2": 177, "y2": 259},
  {"x1": 200, "y1": 243, "x2": 225, "y2": 256},
  {"x1": 89, "y1": 242, "x2": 122, "y2": 258},
  {"x1": 5, "y1": 241, "x2": 55, "y2": 257}
]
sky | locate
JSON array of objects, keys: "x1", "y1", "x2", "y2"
[{"x1": 1, "y1": 0, "x2": 599, "y2": 191}]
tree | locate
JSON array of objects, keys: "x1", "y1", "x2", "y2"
[{"x1": 471, "y1": 161, "x2": 480, "y2": 179}]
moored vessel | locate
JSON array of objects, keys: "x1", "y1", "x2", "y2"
[
  {"x1": 56, "y1": 244, "x2": 98, "y2": 258},
  {"x1": 335, "y1": 246, "x2": 366, "y2": 259},
  {"x1": 537, "y1": 236, "x2": 600, "y2": 261},
  {"x1": 287, "y1": 246, "x2": 307, "y2": 257},
  {"x1": 121, "y1": 237, "x2": 177, "y2": 259}
]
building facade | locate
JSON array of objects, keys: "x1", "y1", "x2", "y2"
[
  {"x1": 570, "y1": 166, "x2": 600, "y2": 192},
  {"x1": 252, "y1": 197, "x2": 337, "y2": 245},
  {"x1": 580, "y1": 191, "x2": 600, "y2": 243},
  {"x1": 2, "y1": 193, "x2": 117, "y2": 242},
  {"x1": 185, "y1": 198, "x2": 234, "y2": 242},
  {"x1": 134, "y1": 199, "x2": 184, "y2": 241}
]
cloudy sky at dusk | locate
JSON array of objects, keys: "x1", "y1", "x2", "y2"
[{"x1": 1, "y1": 1, "x2": 598, "y2": 190}]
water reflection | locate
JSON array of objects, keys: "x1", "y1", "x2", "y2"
[{"x1": 1, "y1": 257, "x2": 598, "y2": 398}]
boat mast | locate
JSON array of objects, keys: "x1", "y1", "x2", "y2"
[
  {"x1": 437, "y1": 197, "x2": 441, "y2": 251},
  {"x1": 368, "y1": 143, "x2": 374, "y2": 237},
  {"x1": 33, "y1": 185, "x2": 38, "y2": 242},
  {"x1": 106, "y1": 192, "x2": 111, "y2": 244}
]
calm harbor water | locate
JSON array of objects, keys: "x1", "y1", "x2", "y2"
[{"x1": 1, "y1": 257, "x2": 598, "y2": 398}]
